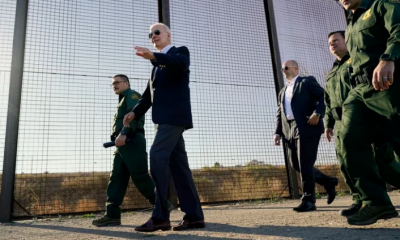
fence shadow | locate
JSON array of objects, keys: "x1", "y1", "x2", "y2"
[{"x1": 8, "y1": 221, "x2": 400, "y2": 240}]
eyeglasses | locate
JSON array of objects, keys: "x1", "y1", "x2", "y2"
[
  {"x1": 148, "y1": 29, "x2": 163, "y2": 39},
  {"x1": 281, "y1": 66, "x2": 297, "y2": 71},
  {"x1": 148, "y1": 30, "x2": 163, "y2": 39},
  {"x1": 110, "y1": 81, "x2": 127, "y2": 86}
]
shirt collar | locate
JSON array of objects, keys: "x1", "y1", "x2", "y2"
[
  {"x1": 347, "y1": 0, "x2": 375, "y2": 20},
  {"x1": 119, "y1": 88, "x2": 131, "y2": 100},
  {"x1": 287, "y1": 75, "x2": 299, "y2": 85},
  {"x1": 159, "y1": 44, "x2": 173, "y2": 54},
  {"x1": 359, "y1": 0, "x2": 375, "y2": 9},
  {"x1": 334, "y1": 53, "x2": 350, "y2": 66}
]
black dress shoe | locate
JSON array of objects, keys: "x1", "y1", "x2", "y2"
[
  {"x1": 339, "y1": 203, "x2": 361, "y2": 217},
  {"x1": 134, "y1": 218, "x2": 171, "y2": 232},
  {"x1": 325, "y1": 178, "x2": 338, "y2": 204},
  {"x1": 172, "y1": 220, "x2": 205, "y2": 231},
  {"x1": 293, "y1": 201, "x2": 316, "y2": 212}
]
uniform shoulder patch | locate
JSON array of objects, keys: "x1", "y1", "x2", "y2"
[
  {"x1": 131, "y1": 94, "x2": 139, "y2": 100},
  {"x1": 362, "y1": 9, "x2": 372, "y2": 20},
  {"x1": 388, "y1": 0, "x2": 400, "y2": 3}
]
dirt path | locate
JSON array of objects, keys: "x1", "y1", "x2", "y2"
[{"x1": 1, "y1": 192, "x2": 400, "y2": 240}]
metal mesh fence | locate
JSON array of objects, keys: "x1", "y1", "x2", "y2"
[
  {"x1": 1, "y1": 0, "x2": 352, "y2": 218},
  {"x1": 12, "y1": 0, "x2": 159, "y2": 216},
  {"x1": 169, "y1": 0, "x2": 288, "y2": 203},
  {"x1": 0, "y1": 0, "x2": 17, "y2": 201},
  {"x1": 272, "y1": 0, "x2": 348, "y2": 193}
]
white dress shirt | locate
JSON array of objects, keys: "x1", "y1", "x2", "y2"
[
  {"x1": 159, "y1": 44, "x2": 172, "y2": 54},
  {"x1": 283, "y1": 75, "x2": 299, "y2": 120}
]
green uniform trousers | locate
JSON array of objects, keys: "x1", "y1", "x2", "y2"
[
  {"x1": 339, "y1": 79, "x2": 400, "y2": 206},
  {"x1": 105, "y1": 132, "x2": 156, "y2": 219},
  {"x1": 391, "y1": 136, "x2": 400, "y2": 163},
  {"x1": 335, "y1": 121, "x2": 400, "y2": 205}
]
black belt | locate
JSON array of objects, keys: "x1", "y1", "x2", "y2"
[
  {"x1": 111, "y1": 128, "x2": 145, "y2": 141},
  {"x1": 350, "y1": 63, "x2": 400, "y2": 88},
  {"x1": 349, "y1": 65, "x2": 374, "y2": 88},
  {"x1": 350, "y1": 75, "x2": 372, "y2": 88}
]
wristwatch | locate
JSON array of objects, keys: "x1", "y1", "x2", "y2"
[
  {"x1": 313, "y1": 113, "x2": 321, "y2": 117},
  {"x1": 380, "y1": 54, "x2": 394, "y2": 62},
  {"x1": 120, "y1": 129, "x2": 127, "y2": 135}
]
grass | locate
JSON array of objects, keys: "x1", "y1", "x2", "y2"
[
  {"x1": 315, "y1": 192, "x2": 322, "y2": 199},
  {"x1": 337, "y1": 190, "x2": 350, "y2": 197},
  {"x1": 7, "y1": 164, "x2": 349, "y2": 216}
]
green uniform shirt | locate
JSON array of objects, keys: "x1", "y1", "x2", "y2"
[
  {"x1": 112, "y1": 88, "x2": 144, "y2": 135},
  {"x1": 324, "y1": 54, "x2": 353, "y2": 129},
  {"x1": 345, "y1": 0, "x2": 400, "y2": 77}
]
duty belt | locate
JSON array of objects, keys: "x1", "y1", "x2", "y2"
[
  {"x1": 350, "y1": 75, "x2": 372, "y2": 88},
  {"x1": 111, "y1": 128, "x2": 145, "y2": 141},
  {"x1": 349, "y1": 65, "x2": 375, "y2": 88}
]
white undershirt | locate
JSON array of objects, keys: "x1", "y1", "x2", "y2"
[{"x1": 283, "y1": 75, "x2": 299, "y2": 120}]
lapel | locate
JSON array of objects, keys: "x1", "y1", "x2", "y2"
[
  {"x1": 149, "y1": 46, "x2": 176, "y2": 102},
  {"x1": 280, "y1": 86, "x2": 290, "y2": 122},
  {"x1": 281, "y1": 86, "x2": 287, "y2": 104},
  {"x1": 280, "y1": 86, "x2": 288, "y2": 115},
  {"x1": 150, "y1": 66, "x2": 157, "y2": 82},
  {"x1": 151, "y1": 46, "x2": 176, "y2": 83},
  {"x1": 291, "y1": 77, "x2": 300, "y2": 99}
]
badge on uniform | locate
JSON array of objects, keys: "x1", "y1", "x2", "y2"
[
  {"x1": 362, "y1": 9, "x2": 372, "y2": 20},
  {"x1": 132, "y1": 94, "x2": 139, "y2": 100},
  {"x1": 159, "y1": 64, "x2": 166, "y2": 68},
  {"x1": 347, "y1": 58, "x2": 352, "y2": 64}
]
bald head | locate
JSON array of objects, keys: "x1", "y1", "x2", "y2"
[
  {"x1": 281, "y1": 60, "x2": 299, "y2": 80},
  {"x1": 284, "y1": 60, "x2": 298, "y2": 67}
]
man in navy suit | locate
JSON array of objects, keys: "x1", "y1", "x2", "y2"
[
  {"x1": 274, "y1": 60, "x2": 338, "y2": 212},
  {"x1": 123, "y1": 23, "x2": 204, "y2": 232}
]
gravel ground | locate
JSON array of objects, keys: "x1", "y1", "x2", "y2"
[{"x1": 1, "y1": 192, "x2": 400, "y2": 240}]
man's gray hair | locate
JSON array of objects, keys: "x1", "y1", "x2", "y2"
[{"x1": 150, "y1": 23, "x2": 171, "y2": 34}]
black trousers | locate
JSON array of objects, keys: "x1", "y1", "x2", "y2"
[
  {"x1": 150, "y1": 124, "x2": 204, "y2": 221},
  {"x1": 285, "y1": 120, "x2": 332, "y2": 203}
]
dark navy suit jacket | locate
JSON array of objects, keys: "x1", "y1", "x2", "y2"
[
  {"x1": 133, "y1": 46, "x2": 193, "y2": 129},
  {"x1": 274, "y1": 76, "x2": 325, "y2": 139}
]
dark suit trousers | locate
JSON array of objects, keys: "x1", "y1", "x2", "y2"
[
  {"x1": 150, "y1": 124, "x2": 204, "y2": 221},
  {"x1": 285, "y1": 120, "x2": 332, "y2": 203}
]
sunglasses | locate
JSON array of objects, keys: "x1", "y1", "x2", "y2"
[
  {"x1": 148, "y1": 29, "x2": 162, "y2": 39},
  {"x1": 281, "y1": 66, "x2": 297, "y2": 71}
]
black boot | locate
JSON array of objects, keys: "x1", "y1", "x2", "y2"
[
  {"x1": 339, "y1": 203, "x2": 361, "y2": 217},
  {"x1": 293, "y1": 201, "x2": 316, "y2": 212},
  {"x1": 325, "y1": 178, "x2": 338, "y2": 204}
]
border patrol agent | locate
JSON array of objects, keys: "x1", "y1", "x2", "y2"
[
  {"x1": 325, "y1": 31, "x2": 400, "y2": 218},
  {"x1": 339, "y1": 0, "x2": 400, "y2": 225},
  {"x1": 92, "y1": 74, "x2": 156, "y2": 227}
]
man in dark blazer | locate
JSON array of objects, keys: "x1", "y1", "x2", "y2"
[
  {"x1": 274, "y1": 60, "x2": 338, "y2": 212},
  {"x1": 123, "y1": 23, "x2": 204, "y2": 232}
]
